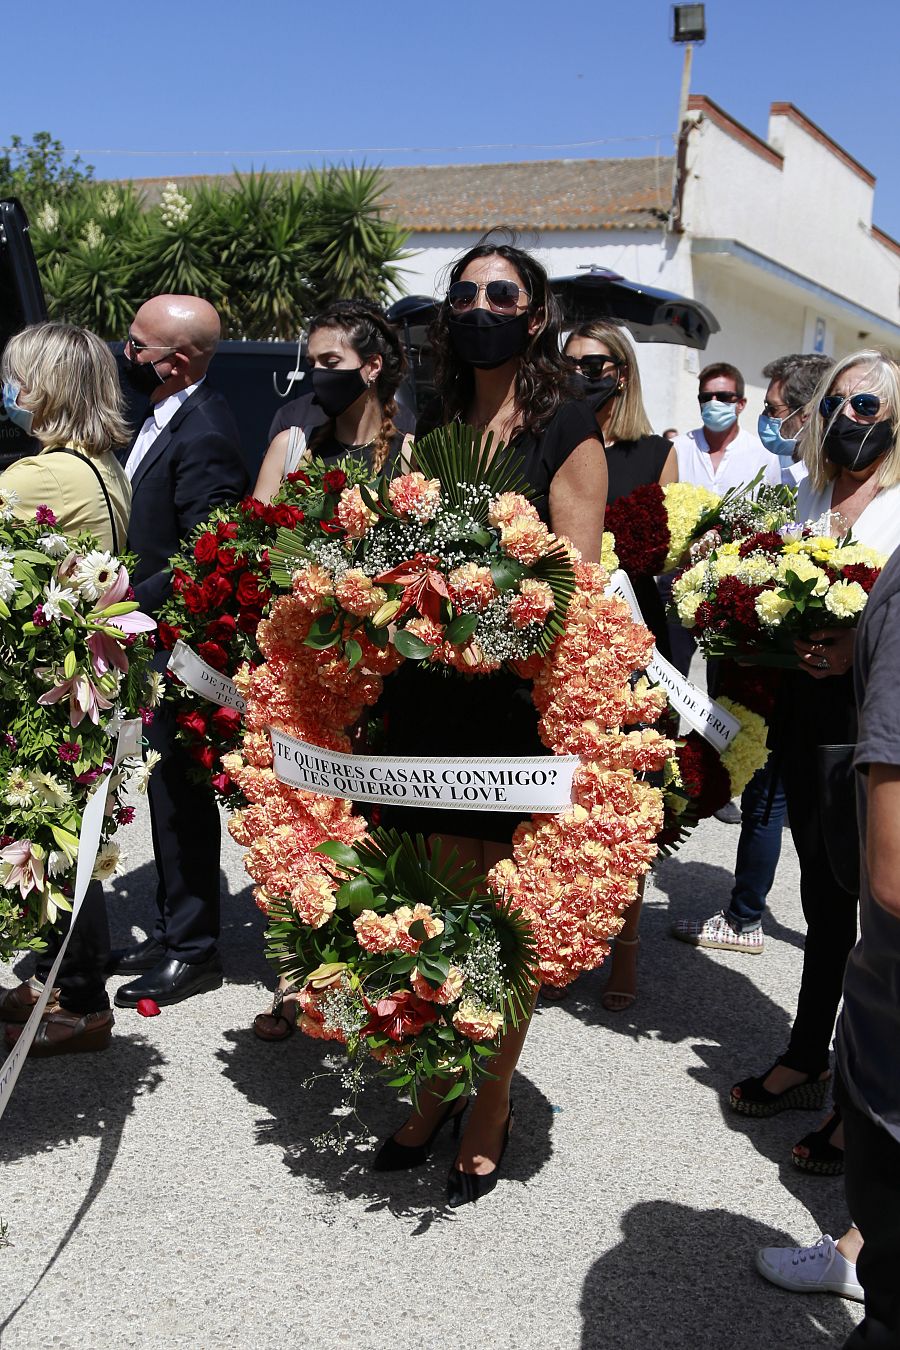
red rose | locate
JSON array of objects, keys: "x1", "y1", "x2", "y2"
[
  {"x1": 193, "y1": 532, "x2": 218, "y2": 565},
  {"x1": 216, "y1": 546, "x2": 243, "y2": 571},
  {"x1": 236, "y1": 572, "x2": 265, "y2": 606},
  {"x1": 157, "y1": 621, "x2": 182, "y2": 650},
  {"x1": 211, "y1": 771, "x2": 235, "y2": 795},
  {"x1": 183, "y1": 583, "x2": 208, "y2": 614},
  {"x1": 203, "y1": 572, "x2": 234, "y2": 607},
  {"x1": 210, "y1": 705, "x2": 242, "y2": 737},
  {"x1": 239, "y1": 497, "x2": 268, "y2": 520},
  {"x1": 286, "y1": 470, "x2": 310, "y2": 485},
  {"x1": 322, "y1": 469, "x2": 347, "y2": 494},
  {"x1": 237, "y1": 608, "x2": 262, "y2": 635},
  {"x1": 190, "y1": 743, "x2": 217, "y2": 770},
  {"x1": 206, "y1": 614, "x2": 237, "y2": 642},
  {"x1": 197, "y1": 641, "x2": 229, "y2": 671},
  {"x1": 272, "y1": 503, "x2": 303, "y2": 528},
  {"x1": 176, "y1": 709, "x2": 209, "y2": 738},
  {"x1": 259, "y1": 549, "x2": 270, "y2": 573},
  {"x1": 216, "y1": 520, "x2": 240, "y2": 541},
  {"x1": 363, "y1": 989, "x2": 438, "y2": 1042},
  {"x1": 171, "y1": 568, "x2": 192, "y2": 594}
]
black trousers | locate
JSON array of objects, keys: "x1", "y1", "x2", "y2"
[
  {"x1": 837, "y1": 1078, "x2": 900, "y2": 1348},
  {"x1": 146, "y1": 699, "x2": 221, "y2": 964},
  {"x1": 779, "y1": 674, "x2": 859, "y2": 1074},
  {"x1": 35, "y1": 880, "x2": 110, "y2": 1014}
]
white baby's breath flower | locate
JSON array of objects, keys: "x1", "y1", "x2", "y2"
[
  {"x1": 92, "y1": 840, "x2": 123, "y2": 880},
  {"x1": 42, "y1": 580, "x2": 79, "y2": 622},
  {"x1": 38, "y1": 533, "x2": 69, "y2": 557},
  {"x1": 74, "y1": 550, "x2": 118, "y2": 601}
]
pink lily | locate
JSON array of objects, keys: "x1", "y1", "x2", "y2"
[
  {"x1": 91, "y1": 565, "x2": 156, "y2": 636},
  {"x1": 38, "y1": 671, "x2": 114, "y2": 727},
  {"x1": 0, "y1": 839, "x2": 45, "y2": 901},
  {"x1": 86, "y1": 630, "x2": 129, "y2": 677}
]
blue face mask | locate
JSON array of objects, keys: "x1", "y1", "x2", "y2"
[
  {"x1": 758, "y1": 411, "x2": 800, "y2": 465},
  {"x1": 700, "y1": 399, "x2": 738, "y2": 433},
  {"x1": 2, "y1": 381, "x2": 34, "y2": 435}
]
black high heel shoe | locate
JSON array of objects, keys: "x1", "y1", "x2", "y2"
[
  {"x1": 446, "y1": 1103, "x2": 514, "y2": 1209},
  {"x1": 372, "y1": 1096, "x2": 469, "y2": 1172},
  {"x1": 729, "y1": 1060, "x2": 830, "y2": 1118}
]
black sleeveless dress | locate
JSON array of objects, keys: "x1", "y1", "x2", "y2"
[
  {"x1": 605, "y1": 434, "x2": 673, "y2": 655},
  {"x1": 382, "y1": 401, "x2": 602, "y2": 843}
]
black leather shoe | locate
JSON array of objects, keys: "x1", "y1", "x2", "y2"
[
  {"x1": 107, "y1": 936, "x2": 166, "y2": 975},
  {"x1": 114, "y1": 954, "x2": 223, "y2": 1007}
]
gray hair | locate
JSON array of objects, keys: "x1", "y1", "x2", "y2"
[
  {"x1": 762, "y1": 353, "x2": 833, "y2": 414},
  {"x1": 1, "y1": 322, "x2": 131, "y2": 455}
]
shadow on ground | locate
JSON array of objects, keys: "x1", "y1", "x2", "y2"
[
  {"x1": 580, "y1": 1200, "x2": 856, "y2": 1349},
  {"x1": 217, "y1": 1026, "x2": 554, "y2": 1233}
]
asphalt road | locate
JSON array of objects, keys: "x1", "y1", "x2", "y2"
[{"x1": 0, "y1": 797, "x2": 861, "y2": 1349}]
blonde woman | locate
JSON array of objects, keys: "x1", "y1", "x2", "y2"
[
  {"x1": 0, "y1": 322, "x2": 132, "y2": 1055},
  {"x1": 1, "y1": 322, "x2": 131, "y2": 551},
  {"x1": 559, "y1": 320, "x2": 677, "y2": 1011},
  {"x1": 731, "y1": 350, "x2": 900, "y2": 1173}
]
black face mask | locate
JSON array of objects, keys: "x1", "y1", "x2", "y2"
[
  {"x1": 823, "y1": 413, "x2": 895, "y2": 471},
  {"x1": 121, "y1": 351, "x2": 166, "y2": 397},
  {"x1": 448, "y1": 309, "x2": 530, "y2": 370},
  {"x1": 311, "y1": 366, "x2": 368, "y2": 418},
  {"x1": 572, "y1": 371, "x2": 620, "y2": 413}
]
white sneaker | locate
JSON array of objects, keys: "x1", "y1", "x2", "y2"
[
  {"x1": 670, "y1": 911, "x2": 764, "y2": 953},
  {"x1": 755, "y1": 1234, "x2": 863, "y2": 1302}
]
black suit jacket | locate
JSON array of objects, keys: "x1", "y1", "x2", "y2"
[{"x1": 127, "y1": 383, "x2": 248, "y2": 617}]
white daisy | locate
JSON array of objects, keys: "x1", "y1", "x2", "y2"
[
  {"x1": 28, "y1": 770, "x2": 71, "y2": 809},
  {"x1": 42, "y1": 581, "x2": 79, "y2": 622},
  {"x1": 37, "y1": 533, "x2": 69, "y2": 557},
  {"x1": 74, "y1": 550, "x2": 118, "y2": 601},
  {"x1": 146, "y1": 671, "x2": 165, "y2": 707},
  {"x1": 4, "y1": 768, "x2": 33, "y2": 808},
  {"x1": 92, "y1": 840, "x2": 123, "y2": 880}
]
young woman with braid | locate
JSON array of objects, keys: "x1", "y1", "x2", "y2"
[{"x1": 252, "y1": 299, "x2": 412, "y2": 504}]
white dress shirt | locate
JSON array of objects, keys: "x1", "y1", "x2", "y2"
[
  {"x1": 125, "y1": 379, "x2": 205, "y2": 481},
  {"x1": 673, "y1": 425, "x2": 782, "y2": 493}
]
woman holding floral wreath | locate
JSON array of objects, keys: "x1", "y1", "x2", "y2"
[
  {"x1": 731, "y1": 349, "x2": 900, "y2": 1174},
  {"x1": 0, "y1": 322, "x2": 132, "y2": 1055},
  {"x1": 375, "y1": 235, "x2": 607, "y2": 1205}
]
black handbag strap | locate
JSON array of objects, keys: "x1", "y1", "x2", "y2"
[{"x1": 43, "y1": 447, "x2": 120, "y2": 554}]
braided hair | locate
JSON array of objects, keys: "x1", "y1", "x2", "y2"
[{"x1": 307, "y1": 300, "x2": 407, "y2": 472}]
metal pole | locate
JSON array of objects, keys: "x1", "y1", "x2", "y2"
[{"x1": 668, "y1": 42, "x2": 694, "y2": 233}]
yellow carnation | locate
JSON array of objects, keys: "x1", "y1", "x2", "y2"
[
  {"x1": 824, "y1": 580, "x2": 868, "y2": 620},
  {"x1": 718, "y1": 696, "x2": 770, "y2": 798},
  {"x1": 755, "y1": 590, "x2": 793, "y2": 628}
]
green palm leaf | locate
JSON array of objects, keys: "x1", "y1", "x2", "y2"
[{"x1": 414, "y1": 422, "x2": 535, "y2": 511}]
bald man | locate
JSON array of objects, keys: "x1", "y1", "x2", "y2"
[{"x1": 112, "y1": 294, "x2": 249, "y2": 1008}]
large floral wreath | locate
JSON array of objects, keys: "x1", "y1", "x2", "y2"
[
  {"x1": 0, "y1": 492, "x2": 157, "y2": 960},
  {"x1": 223, "y1": 427, "x2": 673, "y2": 1095}
]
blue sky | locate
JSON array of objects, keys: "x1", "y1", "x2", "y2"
[{"x1": 8, "y1": 0, "x2": 900, "y2": 236}]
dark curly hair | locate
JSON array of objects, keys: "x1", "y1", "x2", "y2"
[
  {"x1": 430, "y1": 232, "x2": 572, "y2": 438},
  {"x1": 307, "y1": 299, "x2": 407, "y2": 472}
]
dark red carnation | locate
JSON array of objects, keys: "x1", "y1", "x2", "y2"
[
  {"x1": 210, "y1": 705, "x2": 242, "y2": 737},
  {"x1": 604, "y1": 483, "x2": 670, "y2": 575},
  {"x1": 193, "y1": 532, "x2": 218, "y2": 565},
  {"x1": 189, "y1": 743, "x2": 217, "y2": 770},
  {"x1": 737, "y1": 531, "x2": 784, "y2": 559},
  {"x1": 176, "y1": 709, "x2": 209, "y2": 738},
  {"x1": 216, "y1": 520, "x2": 240, "y2": 541},
  {"x1": 841, "y1": 563, "x2": 880, "y2": 594},
  {"x1": 715, "y1": 660, "x2": 780, "y2": 719},
  {"x1": 197, "y1": 641, "x2": 229, "y2": 671},
  {"x1": 677, "y1": 733, "x2": 732, "y2": 817},
  {"x1": 322, "y1": 469, "x2": 348, "y2": 494},
  {"x1": 205, "y1": 614, "x2": 237, "y2": 643},
  {"x1": 157, "y1": 620, "x2": 182, "y2": 650}
]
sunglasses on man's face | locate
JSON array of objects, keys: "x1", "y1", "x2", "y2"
[
  {"x1": 698, "y1": 390, "x2": 742, "y2": 405},
  {"x1": 566, "y1": 354, "x2": 621, "y2": 380},
  {"x1": 446, "y1": 279, "x2": 529, "y2": 314},
  {"x1": 820, "y1": 392, "x2": 881, "y2": 420}
]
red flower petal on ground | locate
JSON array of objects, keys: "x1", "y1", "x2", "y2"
[{"x1": 136, "y1": 998, "x2": 161, "y2": 1017}]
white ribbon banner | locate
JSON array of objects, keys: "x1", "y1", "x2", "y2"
[
  {"x1": 167, "y1": 639, "x2": 247, "y2": 713},
  {"x1": 606, "y1": 570, "x2": 740, "y2": 754},
  {"x1": 0, "y1": 718, "x2": 142, "y2": 1121},
  {"x1": 269, "y1": 727, "x2": 580, "y2": 813}
]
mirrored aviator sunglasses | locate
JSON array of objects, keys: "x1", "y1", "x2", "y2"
[
  {"x1": 446, "y1": 279, "x2": 528, "y2": 314},
  {"x1": 820, "y1": 392, "x2": 882, "y2": 419}
]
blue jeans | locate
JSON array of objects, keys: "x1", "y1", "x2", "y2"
[{"x1": 726, "y1": 760, "x2": 787, "y2": 930}]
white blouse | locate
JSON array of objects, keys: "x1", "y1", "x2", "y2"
[{"x1": 796, "y1": 477, "x2": 900, "y2": 558}]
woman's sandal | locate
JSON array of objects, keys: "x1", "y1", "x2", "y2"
[
  {"x1": 252, "y1": 986, "x2": 298, "y2": 1042},
  {"x1": 729, "y1": 1061, "x2": 831, "y2": 1118},
  {"x1": 600, "y1": 936, "x2": 639, "y2": 1013},
  {"x1": 792, "y1": 1109, "x2": 844, "y2": 1176}
]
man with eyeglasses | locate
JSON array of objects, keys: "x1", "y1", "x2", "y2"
[
  {"x1": 110, "y1": 294, "x2": 248, "y2": 1008},
  {"x1": 758, "y1": 353, "x2": 832, "y2": 487}
]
